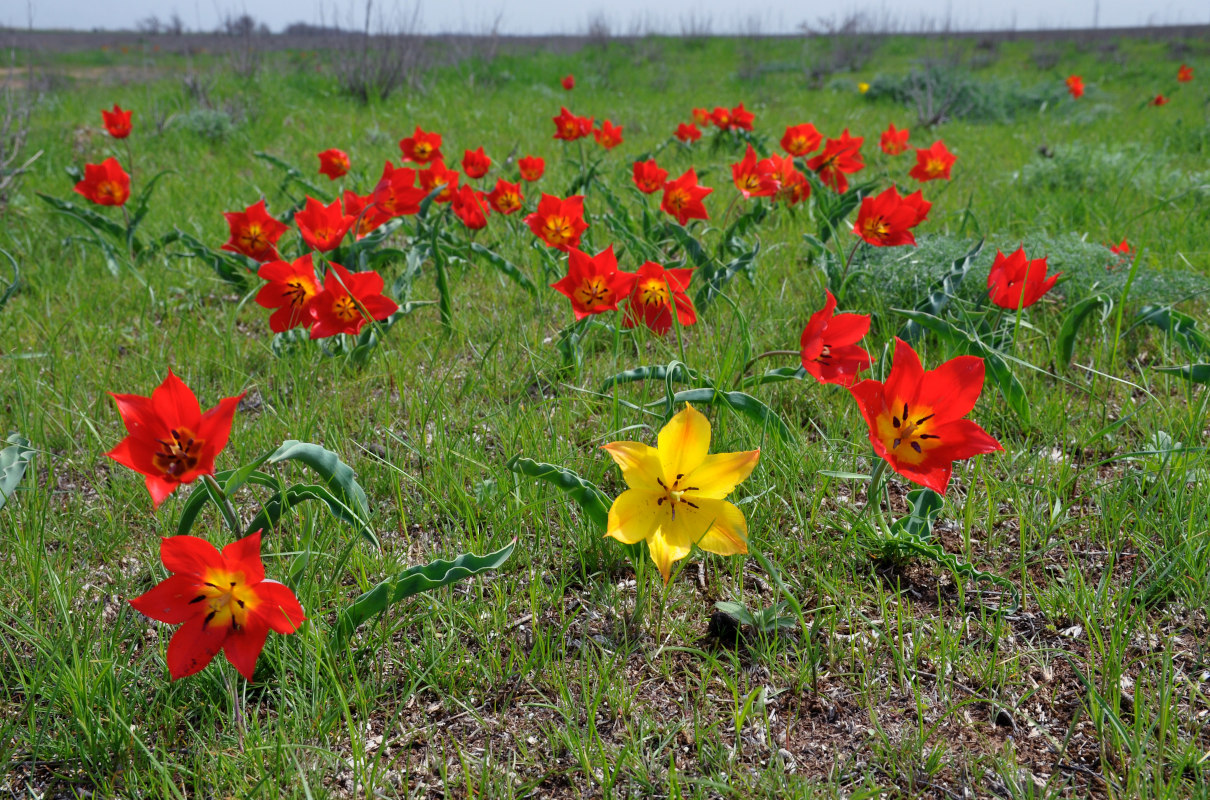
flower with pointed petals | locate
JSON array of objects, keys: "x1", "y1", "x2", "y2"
[
  {"x1": 106, "y1": 372, "x2": 242, "y2": 508},
  {"x1": 462, "y1": 147, "x2": 491, "y2": 179},
  {"x1": 317, "y1": 148, "x2": 350, "y2": 180},
  {"x1": 730, "y1": 103, "x2": 754, "y2": 131},
  {"x1": 308, "y1": 262, "x2": 399, "y2": 339},
  {"x1": 295, "y1": 196, "x2": 354, "y2": 253},
  {"x1": 486, "y1": 178, "x2": 523, "y2": 215},
  {"x1": 370, "y1": 161, "x2": 426, "y2": 218},
  {"x1": 1109, "y1": 239, "x2": 1132, "y2": 256},
  {"x1": 849, "y1": 338, "x2": 1002, "y2": 495},
  {"x1": 418, "y1": 158, "x2": 460, "y2": 203},
  {"x1": 594, "y1": 119, "x2": 624, "y2": 149},
  {"x1": 806, "y1": 130, "x2": 864, "y2": 193},
  {"x1": 710, "y1": 106, "x2": 733, "y2": 130},
  {"x1": 781, "y1": 123, "x2": 822, "y2": 157},
  {"x1": 524, "y1": 193, "x2": 588, "y2": 251},
  {"x1": 732, "y1": 144, "x2": 779, "y2": 199},
  {"x1": 986, "y1": 247, "x2": 1060, "y2": 309},
  {"x1": 222, "y1": 199, "x2": 287, "y2": 262},
  {"x1": 852, "y1": 186, "x2": 931, "y2": 247},
  {"x1": 552, "y1": 107, "x2": 593, "y2": 141},
  {"x1": 632, "y1": 159, "x2": 669, "y2": 194},
  {"x1": 342, "y1": 190, "x2": 389, "y2": 239},
  {"x1": 602, "y1": 403, "x2": 759, "y2": 584},
  {"x1": 451, "y1": 185, "x2": 490, "y2": 230},
  {"x1": 101, "y1": 104, "x2": 132, "y2": 138},
  {"x1": 660, "y1": 168, "x2": 711, "y2": 226},
  {"x1": 562, "y1": 74, "x2": 575, "y2": 90},
  {"x1": 74, "y1": 157, "x2": 130, "y2": 206},
  {"x1": 255, "y1": 254, "x2": 321, "y2": 333},
  {"x1": 1177, "y1": 64, "x2": 1193, "y2": 83},
  {"x1": 800, "y1": 291, "x2": 872, "y2": 387},
  {"x1": 624, "y1": 261, "x2": 696, "y2": 335},
  {"x1": 518, "y1": 155, "x2": 545, "y2": 181},
  {"x1": 762, "y1": 154, "x2": 810, "y2": 206},
  {"x1": 1066, "y1": 75, "x2": 1084, "y2": 99},
  {"x1": 675, "y1": 122, "x2": 702, "y2": 143},
  {"x1": 880, "y1": 123, "x2": 909, "y2": 156},
  {"x1": 550, "y1": 246, "x2": 636, "y2": 320},
  {"x1": 1150, "y1": 94, "x2": 1169, "y2": 106},
  {"x1": 399, "y1": 126, "x2": 443, "y2": 164},
  {"x1": 129, "y1": 531, "x2": 306, "y2": 680},
  {"x1": 692, "y1": 107, "x2": 711, "y2": 126},
  {"x1": 909, "y1": 141, "x2": 956, "y2": 182}
]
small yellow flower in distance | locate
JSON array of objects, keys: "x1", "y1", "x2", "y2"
[
  {"x1": 858, "y1": 82, "x2": 871, "y2": 94},
  {"x1": 601, "y1": 403, "x2": 760, "y2": 584}
]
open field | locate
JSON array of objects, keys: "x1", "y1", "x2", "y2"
[{"x1": 2, "y1": 29, "x2": 1210, "y2": 799}]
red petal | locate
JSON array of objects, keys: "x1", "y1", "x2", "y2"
[
  {"x1": 252, "y1": 579, "x2": 307, "y2": 634},
  {"x1": 917, "y1": 355, "x2": 985, "y2": 423},
  {"x1": 166, "y1": 613, "x2": 226, "y2": 680},
  {"x1": 129, "y1": 574, "x2": 204, "y2": 624},
  {"x1": 930, "y1": 419, "x2": 1004, "y2": 462},
  {"x1": 196, "y1": 394, "x2": 243, "y2": 470},
  {"x1": 883, "y1": 339, "x2": 925, "y2": 411},
  {"x1": 822, "y1": 311, "x2": 871, "y2": 347},
  {"x1": 223, "y1": 621, "x2": 270, "y2": 680},
  {"x1": 221, "y1": 531, "x2": 265, "y2": 585},
  {"x1": 106, "y1": 437, "x2": 162, "y2": 479},
  {"x1": 145, "y1": 475, "x2": 179, "y2": 509},
  {"x1": 161, "y1": 535, "x2": 222, "y2": 577},
  {"x1": 109, "y1": 393, "x2": 165, "y2": 440},
  {"x1": 150, "y1": 372, "x2": 202, "y2": 431}
]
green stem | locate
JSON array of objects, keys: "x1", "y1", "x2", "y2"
[
  {"x1": 203, "y1": 473, "x2": 242, "y2": 538},
  {"x1": 863, "y1": 457, "x2": 889, "y2": 514}
]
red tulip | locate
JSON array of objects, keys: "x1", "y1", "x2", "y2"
[
  {"x1": 562, "y1": 74, "x2": 575, "y2": 90},
  {"x1": 624, "y1": 262, "x2": 697, "y2": 335},
  {"x1": 106, "y1": 371, "x2": 242, "y2": 508},
  {"x1": 451, "y1": 185, "x2": 490, "y2": 229},
  {"x1": 524, "y1": 193, "x2": 588, "y2": 251},
  {"x1": 675, "y1": 122, "x2": 702, "y2": 143},
  {"x1": 370, "y1": 161, "x2": 426, "y2": 218},
  {"x1": 553, "y1": 107, "x2": 593, "y2": 141},
  {"x1": 632, "y1": 159, "x2": 669, "y2": 194},
  {"x1": 732, "y1": 145, "x2": 779, "y2": 199},
  {"x1": 692, "y1": 107, "x2": 711, "y2": 126},
  {"x1": 986, "y1": 247, "x2": 1060, "y2": 309},
  {"x1": 806, "y1": 130, "x2": 864, "y2": 193},
  {"x1": 129, "y1": 531, "x2": 306, "y2": 680},
  {"x1": 317, "y1": 148, "x2": 350, "y2": 180},
  {"x1": 399, "y1": 126, "x2": 443, "y2": 164},
  {"x1": 781, "y1": 123, "x2": 822, "y2": 157},
  {"x1": 800, "y1": 290, "x2": 873, "y2": 387},
  {"x1": 909, "y1": 140, "x2": 956, "y2": 182},
  {"x1": 710, "y1": 106, "x2": 733, "y2": 130},
  {"x1": 849, "y1": 338, "x2": 1002, "y2": 495},
  {"x1": 295, "y1": 197, "x2": 354, "y2": 253},
  {"x1": 594, "y1": 119, "x2": 624, "y2": 149},
  {"x1": 880, "y1": 123, "x2": 909, "y2": 156},
  {"x1": 762, "y1": 153, "x2": 809, "y2": 206},
  {"x1": 418, "y1": 158, "x2": 460, "y2": 203},
  {"x1": 462, "y1": 147, "x2": 491, "y2": 179},
  {"x1": 660, "y1": 168, "x2": 711, "y2": 225},
  {"x1": 486, "y1": 178, "x2": 523, "y2": 215},
  {"x1": 74, "y1": 157, "x2": 130, "y2": 206},
  {"x1": 101, "y1": 104, "x2": 132, "y2": 138},
  {"x1": 730, "y1": 103, "x2": 754, "y2": 131},
  {"x1": 1066, "y1": 75, "x2": 1084, "y2": 99},
  {"x1": 308, "y1": 262, "x2": 399, "y2": 339},
  {"x1": 518, "y1": 155, "x2": 545, "y2": 182},
  {"x1": 255, "y1": 254, "x2": 321, "y2": 332},
  {"x1": 1177, "y1": 64, "x2": 1193, "y2": 83},
  {"x1": 222, "y1": 199, "x2": 287, "y2": 262},
  {"x1": 852, "y1": 186, "x2": 931, "y2": 247},
  {"x1": 342, "y1": 190, "x2": 390, "y2": 239},
  {"x1": 1150, "y1": 94, "x2": 1169, "y2": 106},
  {"x1": 550, "y1": 246, "x2": 636, "y2": 319},
  {"x1": 1109, "y1": 239, "x2": 1132, "y2": 256}
]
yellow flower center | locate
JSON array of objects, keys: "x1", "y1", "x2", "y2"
[
  {"x1": 414, "y1": 142, "x2": 432, "y2": 159},
  {"x1": 239, "y1": 224, "x2": 266, "y2": 253},
  {"x1": 332, "y1": 295, "x2": 360, "y2": 322},
  {"x1": 194, "y1": 567, "x2": 259, "y2": 631},
  {"x1": 926, "y1": 158, "x2": 946, "y2": 176},
  {"x1": 153, "y1": 427, "x2": 203, "y2": 478},
  {"x1": 637, "y1": 278, "x2": 669, "y2": 308},
  {"x1": 543, "y1": 215, "x2": 573, "y2": 245},
  {"x1": 656, "y1": 474, "x2": 700, "y2": 521},
  {"x1": 574, "y1": 276, "x2": 611, "y2": 309},
  {"x1": 498, "y1": 192, "x2": 520, "y2": 213},
  {"x1": 875, "y1": 402, "x2": 940, "y2": 465},
  {"x1": 97, "y1": 180, "x2": 122, "y2": 202},
  {"x1": 665, "y1": 188, "x2": 688, "y2": 213},
  {"x1": 284, "y1": 278, "x2": 314, "y2": 309},
  {"x1": 861, "y1": 216, "x2": 890, "y2": 241}
]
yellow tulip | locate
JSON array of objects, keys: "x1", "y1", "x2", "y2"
[
  {"x1": 858, "y1": 82, "x2": 870, "y2": 94},
  {"x1": 601, "y1": 403, "x2": 760, "y2": 584}
]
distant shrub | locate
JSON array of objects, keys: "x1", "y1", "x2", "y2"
[
  {"x1": 1019, "y1": 143, "x2": 1210, "y2": 200},
  {"x1": 865, "y1": 67, "x2": 1067, "y2": 126},
  {"x1": 173, "y1": 109, "x2": 235, "y2": 141}
]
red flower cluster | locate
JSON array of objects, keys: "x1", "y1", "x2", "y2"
[
  {"x1": 256, "y1": 256, "x2": 398, "y2": 338},
  {"x1": 553, "y1": 107, "x2": 593, "y2": 141},
  {"x1": 731, "y1": 145, "x2": 779, "y2": 199},
  {"x1": 1066, "y1": 75, "x2": 1085, "y2": 99},
  {"x1": 550, "y1": 248, "x2": 697, "y2": 336},
  {"x1": 452, "y1": 185, "x2": 490, "y2": 229},
  {"x1": 675, "y1": 123, "x2": 702, "y2": 143}
]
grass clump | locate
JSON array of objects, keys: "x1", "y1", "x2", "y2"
[{"x1": 865, "y1": 65, "x2": 1068, "y2": 125}]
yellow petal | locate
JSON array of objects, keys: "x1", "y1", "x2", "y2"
[
  {"x1": 647, "y1": 525, "x2": 691, "y2": 584},
  {"x1": 692, "y1": 499, "x2": 749, "y2": 556},
  {"x1": 657, "y1": 403, "x2": 711, "y2": 482},
  {"x1": 601, "y1": 441, "x2": 662, "y2": 490},
  {"x1": 683, "y1": 449, "x2": 760, "y2": 499},
  {"x1": 605, "y1": 489, "x2": 662, "y2": 544}
]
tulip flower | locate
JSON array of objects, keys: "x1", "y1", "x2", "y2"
[
  {"x1": 451, "y1": 185, "x2": 490, "y2": 230},
  {"x1": 222, "y1": 199, "x2": 288, "y2": 262},
  {"x1": 1177, "y1": 64, "x2": 1193, "y2": 83},
  {"x1": 807, "y1": 130, "x2": 864, "y2": 193},
  {"x1": 763, "y1": 154, "x2": 809, "y2": 206},
  {"x1": 74, "y1": 157, "x2": 130, "y2": 206},
  {"x1": 624, "y1": 261, "x2": 696, "y2": 335},
  {"x1": 852, "y1": 186, "x2": 931, "y2": 247},
  {"x1": 781, "y1": 123, "x2": 822, "y2": 157},
  {"x1": 858, "y1": 81, "x2": 870, "y2": 94},
  {"x1": 800, "y1": 290, "x2": 872, "y2": 387},
  {"x1": 399, "y1": 126, "x2": 443, "y2": 164},
  {"x1": 1150, "y1": 94, "x2": 1169, "y2": 106},
  {"x1": 661, "y1": 168, "x2": 711, "y2": 225},
  {"x1": 1109, "y1": 239, "x2": 1132, "y2": 256},
  {"x1": 524, "y1": 193, "x2": 588, "y2": 251},
  {"x1": 849, "y1": 338, "x2": 1002, "y2": 494},
  {"x1": 317, "y1": 148, "x2": 350, "y2": 180},
  {"x1": 986, "y1": 247, "x2": 1059, "y2": 310},
  {"x1": 675, "y1": 122, "x2": 702, "y2": 143},
  {"x1": 462, "y1": 147, "x2": 491, "y2": 179},
  {"x1": 732, "y1": 145, "x2": 779, "y2": 199},
  {"x1": 552, "y1": 107, "x2": 593, "y2": 141},
  {"x1": 129, "y1": 531, "x2": 306, "y2": 680},
  {"x1": 909, "y1": 140, "x2": 956, "y2": 182},
  {"x1": 730, "y1": 103, "x2": 754, "y2": 131},
  {"x1": 371, "y1": 161, "x2": 426, "y2": 217},
  {"x1": 880, "y1": 123, "x2": 909, "y2": 156},
  {"x1": 1066, "y1": 75, "x2": 1084, "y2": 99},
  {"x1": 342, "y1": 190, "x2": 390, "y2": 238},
  {"x1": 602, "y1": 403, "x2": 759, "y2": 583},
  {"x1": 594, "y1": 119, "x2": 624, "y2": 149},
  {"x1": 518, "y1": 155, "x2": 545, "y2": 182},
  {"x1": 105, "y1": 372, "x2": 242, "y2": 508},
  {"x1": 562, "y1": 74, "x2": 575, "y2": 90},
  {"x1": 710, "y1": 106, "x2": 733, "y2": 130},
  {"x1": 295, "y1": 197, "x2": 354, "y2": 253},
  {"x1": 692, "y1": 107, "x2": 711, "y2": 126},
  {"x1": 308, "y1": 262, "x2": 398, "y2": 339},
  {"x1": 632, "y1": 159, "x2": 669, "y2": 194},
  {"x1": 486, "y1": 178, "x2": 523, "y2": 215},
  {"x1": 419, "y1": 158, "x2": 460, "y2": 203},
  {"x1": 255, "y1": 254, "x2": 321, "y2": 332},
  {"x1": 550, "y1": 245, "x2": 636, "y2": 319},
  {"x1": 101, "y1": 104, "x2": 132, "y2": 138}
]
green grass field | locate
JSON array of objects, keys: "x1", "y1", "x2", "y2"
[{"x1": 2, "y1": 32, "x2": 1210, "y2": 798}]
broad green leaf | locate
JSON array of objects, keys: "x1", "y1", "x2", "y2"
[
  {"x1": 664, "y1": 388, "x2": 795, "y2": 443},
  {"x1": 714, "y1": 600, "x2": 757, "y2": 628},
  {"x1": 0, "y1": 434, "x2": 34, "y2": 512},
  {"x1": 1054, "y1": 293, "x2": 1112, "y2": 370},
  {"x1": 1155, "y1": 364, "x2": 1210, "y2": 384},
  {"x1": 37, "y1": 193, "x2": 125, "y2": 241},
  {"x1": 505, "y1": 455, "x2": 610, "y2": 529},
  {"x1": 245, "y1": 484, "x2": 374, "y2": 542},
  {"x1": 662, "y1": 222, "x2": 711, "y2": 267},
  {"x1": 162, "y1": 228, "x2": 253, "y2": 285},
  {"x1": 264, "y1": 441, "x2": 374, "y2": 543},
  {"x1": 898, "y1": 240, "x2": 984, "y2": 343},
  {"x1": 888, "y1": 488, "x2": 945, "y2": 539},
  {"x1": 742, "y1": 366, "x2": 807, "y2": 388},
  {"x1": 332, "y1": 541, "x2": 515, "y2": 644},
  {"x1": 601, "y1": 364, "x2": 708, "y2": 392},
  {"x1": 176, "y1": 468, "x2": 280, "y2": 535},
  {"x1": 696, "y1": 243, "x2": 760, "y2": 309},
  {"x1": 1136, "y1": 304, "x2": 1210, "y2": 357},
  {"x1": 470, "y1": 242, "x2": 535, "y2": 293}
]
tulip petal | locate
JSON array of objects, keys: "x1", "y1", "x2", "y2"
[
  {"x1": 691, "y1": 499, "x2": 750, "y2": 556},
  {"x1": 600, "y1": 442, "x2": 662, "y2": 490},
  {"x1": 682, "y1": 450, "x2": 760, "y2": 500},
  {"x1": 917, "y1": 356, "x2": 985, "y2": 423},
  {"x1": 129, "y1": 574, "x2": 205, "y2": 624},
  {"x1": 884, "y1": 339, "x2": 925, "y2": 410},
  {"x1": 223, "y1": 621, "x2": 270, "y2": 680},
  {"x1": 151, "y1": 371, "x2": 202, "y2": 430},
  {"x1": 605, "y1": 488, "x2": 662, "y2": 545},
  {"x1": 657, "y1": 404, "x2": 711, "y2": 480},
  {"x1": 166, "y1": 613, "x2": 227, "y2": 680},
  {"x1": 931, "y1": 419, "x2": 1004, "y2": 462},
  {"x1": 161, "y1": 535, "x2": 222, "y2": 577},
  {"x1": 221, "y1": 531, "x2": 265, "y2": 585},
  {"x1": 252, "y1": 580, "x2": 308, "y2": 634},
  {"x1": 647, "y1": 526, "x2": 691, "y2": 585},
  {"x1": 145, "y1": 475, "x2": 179, "y2": 509}
]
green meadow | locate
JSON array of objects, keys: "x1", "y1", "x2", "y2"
[{"x1": 2, "y1": 31, "x2": 1209, "y2": 798}]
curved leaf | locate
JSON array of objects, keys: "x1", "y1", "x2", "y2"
[
  {"x1": 127, "y1": 170, "x2": 174, "y2": 246},
  {"x1": 601, "y1": 364, "x2": 706, "y2": 393},
  {"x1": 898, "y1": 240, "x2": 984, "y2": 343},
  {"x1": 176, "y1": 468, "x2": 279, "y2": 535},
  {"x1": 264, "y1": 440, "x2": 374, "y2": 543},
  {"x1": 37, "y1": 193, "x2": 124, "y2": 240},
  {"x1": 505, "y1": 456, "x2": 610, "y2": 529},
  {"x1": 662, "y1": 222, "x2": 710, "y2": 267},
  {"x1": 1136, "y1": 305, "x2": 1210, "y2": 357},
  {"x1": 1054, "y1": 293, "x2": 1112, "y2": 370},
  {"x1": 332, "y1": 541, "x2": 515, "y2": 644},
  {"x1": 470, "y1": 242, "x2": 535, "y2": 293},
  {"x1": 696, "y1": 243, "x2": 760, "y2": 309},
  {"x1": 245, "y1": 484, "x2": 375, "y2": 543},
  {"x1": 1155, "y1": 364, "x2": 1210, "y2": 384},
  {"x1": 664, "y1": 388, "x2": 794, "y2": 443},
  {"x1": 0, "y1": 434, "x2": 34, "y2": 512},
  {"x1": 742, "y1": 366, "x2": 807, "y2": 388}
]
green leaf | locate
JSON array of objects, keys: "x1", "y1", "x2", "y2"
[
  {"x1": 898, "y1": 240, "x2": 984, "y2": 343},
  {"x1": 253, "y1": 151, "x2": 329, "y2": 200},
  {"x1": 162, "y1": 228, "x2": 253, "y2": 285},
  {"x1": 37, "y1": 193, "x2": 125, "y2": 241},
  {"x1": 0, "y1": 434, "x2": 34, "y2": 512},
  {"x1": 601, "y1": 364, "x2": 708, "y2": 392},
  {"x1": 888, "y1": 488, "x2": 945, "y2": 539},
  {"x1": 505, "y1": 455, "x2": 610, "y2": 529},
  {"x1": 126, "y1": 170, "x2": 174, "y2": 248},
  {"x1": 1155, "y1": 364, "x2": 1210, "y2": 384},
  {"x1": 0, "y1": 247, "x2": 20, "y2": 311},
  {"x1": 662, "y1": 222, "x2": 711, "y2": 267},
  {"x1": 1054, "y1": 293, "x2": 1112, "y2": 370},
  {"x1": 742, "y1": 366, "x2": 807, "y2": 388},
  {"x1": 263, "y1": 441, "x2": 375, "y2": 546},
  {"x1": 245, "y1": 484, "x2": 371, "y2": 539},
  {"x1": 470, "y1": 242, "x2": 535, "y2": 293},
  {"x1": 176, "y1": 468, "x2": 280, "y2": 535},
  {"x1": 695, "y1": 243, "x2": 760, "y2": 310},
  {"x1": 1136, "y1": 305, "x2": 1210, "y2": 357},
  {"x1": 664, "y1": 388, "x2": 795, "y2": 443},
  {"x1": 333, "y1": 541, "x2": 515, "y2": 645},
  {"x1": 714, "y1": 600, "x2": 757, "y2": 628}
]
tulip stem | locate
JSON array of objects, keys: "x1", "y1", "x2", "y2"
[
  {"x1": 203, "y1": 474, "x2": 242, "y2": 537},
  {"x1": 740, "y1": 349, "x2": 800, "y2": 377},
  {"x1": 835, "y1": 240, "x2": 862, "y2": 304},
  {"x1": 863, "y1": 457, "x2": 889, "y2": 514}
]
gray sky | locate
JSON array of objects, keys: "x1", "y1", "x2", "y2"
[{"x1": 13, "y1": 0, "x2": 1210, "y2": 34}]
